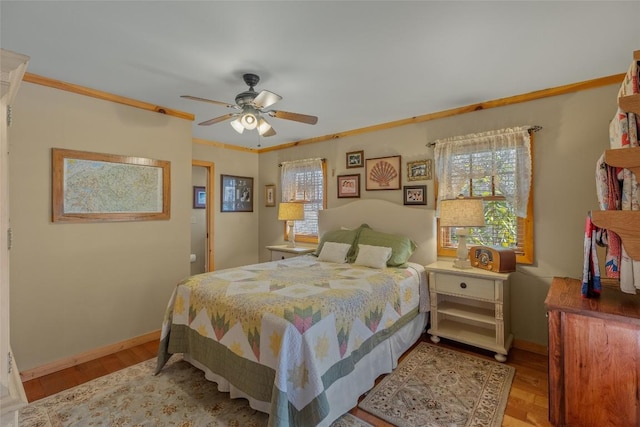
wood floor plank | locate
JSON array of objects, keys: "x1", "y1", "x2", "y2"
[{"x1": 22, "y1": 334, "x2": 550, "y2": 426}]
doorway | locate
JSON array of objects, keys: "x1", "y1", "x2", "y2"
[{"x1": 191, "y1": 160, "x2": 215, "y2": 273}]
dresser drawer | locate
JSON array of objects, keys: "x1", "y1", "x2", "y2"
[{"x1": 434, "y1": 273, "x2": 495, "y2": 300}]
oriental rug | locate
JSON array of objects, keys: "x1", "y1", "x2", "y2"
[
  {"x1": 358, "y1": 342, "x2": 515, "y2": 427},
  {"x1": 19, "y1": 356, "x2": 371, "y2": 427}
]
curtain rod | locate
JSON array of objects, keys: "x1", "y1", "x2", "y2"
[
  {"x1": 279, "y1": 158, "x2": 326, "y2": 167},
  {"x1": 426, "y1": 125, "x2": 542, "y2": 148}
]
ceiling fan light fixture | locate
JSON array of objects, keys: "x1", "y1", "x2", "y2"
[
  {"x1": 240, "y1": 112, "x2": 258, "y2": 130},
  {"x1": 230, "y1": 118, "x2": 244, "y2": 134},
  {"x1": 257, "y1": 117, "x2": 272, "y2": 136}
]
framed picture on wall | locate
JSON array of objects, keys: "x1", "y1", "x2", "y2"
[
  {"x1": 193, "y1": 186, "x2": 206, "y2": 209},
  {"x1": 406, "y1": 159, "x2": 432, "y2": 181},
  {"x1": 265, "y1": 184, "x2": 276, "y2": 207},
  {"x1": 365, "y1": 155, "x2": 401, "y2": 190},
  {"x1": 403, "y1": 185, "x2": 427, "y2": 205},
  {"x1": 337, "y1": 174, "x2": 360, "y2": 198},
  {"x1": 221, "y1": 174, "x2": 253, "y2": 212},
  {"x1": 346, "y1": 150, "x2": 364, "y2": 168}
]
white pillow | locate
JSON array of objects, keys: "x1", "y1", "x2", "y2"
[
  {"x1": 353, "y1": 244, "x2": 392, "y2": 269},
  {"x1": 317, "y1": 242, "x2": 352, "y2": 263}
]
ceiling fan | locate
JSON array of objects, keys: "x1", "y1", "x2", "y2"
[{"x1": 181, "y1": 73, "x2": 318, "y2": 137}]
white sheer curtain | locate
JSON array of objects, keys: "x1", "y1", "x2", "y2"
[
  {"x1": 434, "y1": 126, "x2": 532, "y2": 217},
  {"x1": 280, "y1": 158, "x2": 324, "y2": 202},
  {"x1": 280, "y1": 158, "x2": 324, "y2": 236}
]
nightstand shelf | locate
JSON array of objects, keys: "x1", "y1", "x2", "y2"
[
  {"x1": 437, "y1": 300, "x2": 496, "y2": 326},
  {"x1": 425, "y1": 261, "x2": 513, "y2": 362},
  {"x1": 266, "y1": 245, "x2": 316, "y2": 261}
]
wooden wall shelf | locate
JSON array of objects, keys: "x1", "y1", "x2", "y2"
[
  {"x1": 619, "y1": 94, "x2": 640, "y2": 116},
  {"x1": 591, "y1": 210, "x2": 640, "y2": 260},
  {"x1": 591, "y1": 146, "x2": 640, "y2": 261}
]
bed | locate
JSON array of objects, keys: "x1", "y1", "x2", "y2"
[{"x1": 156, "y1": 199, "x2": 436, "y2": 426}]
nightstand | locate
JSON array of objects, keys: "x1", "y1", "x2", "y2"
[
  {"x1": 266, "y1": 245, "x2": 316, "y2": 261},
  {"x1": 425, "y1": 261, "x2": 513, "y2": 362}
]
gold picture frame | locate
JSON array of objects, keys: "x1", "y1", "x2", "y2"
[{"x1": 407, "y1": 159, "x2": 432, "y2": 181}]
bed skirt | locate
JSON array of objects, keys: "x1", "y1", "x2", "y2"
[{"x1": 184, "y1": 311, "x2": 428, "y2": 427}]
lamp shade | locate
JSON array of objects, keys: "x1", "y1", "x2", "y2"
[
  {"x1": 439, "y1": 198, "x2": 485, "y2": 227},
  {"x1": 278, "y1": 202, "x2": 305, "y2": 221},
  {"x1": 257, "y1": 117, "x2": 272, "y2": 136}
]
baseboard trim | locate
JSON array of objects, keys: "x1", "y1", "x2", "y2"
[
  {"x1": 513, "y1": 338, "x2": 548, "y2": 356},
  {"x1": 19, "y1": 330, "x2": 161, "y2": 381}
]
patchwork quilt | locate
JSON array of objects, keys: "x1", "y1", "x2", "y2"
[{"x1": 156, "y1": 255, "x2": 425, "y2": 426}]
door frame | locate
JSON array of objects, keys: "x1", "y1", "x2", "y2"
[{"x1": 192, "y1": 160, "x2": 215, "y2": 271}]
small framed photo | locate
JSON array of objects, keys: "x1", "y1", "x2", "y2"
[
  {"x1": 221, "y1": 174, "x2": 253, "y2": 212},
  {"x1": 346, "y1": 150, "x2": 364, "y2": 168},
  {"x1": 407, "y1": 159, "x2": 432, "y2": 181},
  {"x1": 337, "y1": 174, "x2": 361, "y2": 198},
  {"x1": 403, "y1": 185, "x2": 427, "y2": 205},
  {"x1": 265, "y1": 184, "x2": 276, "y2": 207},
  {"x1": 365, "y1": 155, "x2": 401, "y2": 190},
  {"x1": 193, "y1": 186, "x2": 206, "y2": 209}
]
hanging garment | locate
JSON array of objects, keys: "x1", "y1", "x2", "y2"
[
  {"x1": 582, "y1": 215, "x2": 602, "y2": 298},
  {"x1": 595, "y1": 154, "x2": 621, "y2": 278}
]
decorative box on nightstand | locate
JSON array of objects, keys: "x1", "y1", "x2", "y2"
[
  {"x1": 266, "y1": 245, "x2": 316, "y2": 261},
  {"x1": 425, "y1": 261, "x2": 513, "y2": 362}
]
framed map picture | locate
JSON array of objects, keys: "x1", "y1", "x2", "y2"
[{"x1": 52, "y1": 148, "x2": 170, "y2": 223}]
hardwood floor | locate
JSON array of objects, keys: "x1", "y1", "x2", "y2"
[{"x1": 22, "y1": 336, "x2": 551, "y2": 426}]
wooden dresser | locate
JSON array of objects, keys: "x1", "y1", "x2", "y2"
[{"x1": 545, "y1": 277, "x2": 640, "y2": 426}]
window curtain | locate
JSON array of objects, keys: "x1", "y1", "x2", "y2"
[
  {"x1": 280, "y1": 158, "x2": 324, "y2": 236},
  {"x1": 280, "y1": 158, "x2": 324, "y2": 202},
  {"x1": 434, "y1": 126, "x2": 532, "y2": 217}
]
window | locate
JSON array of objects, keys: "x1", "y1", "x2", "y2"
[
  {"x1": 280, "y1": 158, "x2": 327, "y2": 243},
  {"x1": 434, "y1": 127, "x2": 535, "y2": 264}
]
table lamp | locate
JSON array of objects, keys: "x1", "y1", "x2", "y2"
[
  {"x1": 278, "y1": 202, "x2": 305, "y2": 247},
  {"x1": 439, "y1": 197, "x2": 485, "y2": 269}
]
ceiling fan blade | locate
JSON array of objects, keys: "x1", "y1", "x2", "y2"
[
  {"x1": 181, "y1": 95, "x2": 237, "y2": 109},
  {"x1": 269, "y1": 110, "x2": 318, "y2": 125},
  {"x1": 198, "y1": 113, "x2": 236, "y2": 126},
  {"x1": 253, "y1": 90, "x2": 282, "y2": 109}
]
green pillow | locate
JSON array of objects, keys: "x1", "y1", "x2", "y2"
[
  {"x1": 315, "y1": 224, "x2": 370, "y2": 262},
  {"x1": 354, "y1": 227, "x2": 417, "y2": 267}
]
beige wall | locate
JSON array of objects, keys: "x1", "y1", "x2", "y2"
[
  {"x1": 9, "y1": 83, "x2": 193, "y2": 371},
  {"x1": 258, "y1": 83, "x2": 619, "y2": 346},
  {"x1": 192, "y1": 143, "x2": 259, "y2": 270},
  {"x1": 8, "y1": 78, "x2": 619, "y2": 372}
]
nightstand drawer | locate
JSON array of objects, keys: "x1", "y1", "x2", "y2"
[
  {"x1": 435, "y1": 273, "x2": 494, "y2": 300},
  {"x1": 271, "y1": 250, "x2": 299, "y2": 261}
]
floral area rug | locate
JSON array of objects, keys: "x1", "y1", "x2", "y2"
[
  {"x1": 19, "y1": 356, "x2": 372, "y2": 427},
  {"x1": 358, "y1": 342, "x2": 515, "y2": 427}
]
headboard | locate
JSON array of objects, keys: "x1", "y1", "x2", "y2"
[{"x1": 318, "y1": 199, "x2": 436, "y2": 266}]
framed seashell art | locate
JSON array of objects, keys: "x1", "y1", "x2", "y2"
[{"x1": 365, "y1": 155, "x2": 401, "y2": 190}]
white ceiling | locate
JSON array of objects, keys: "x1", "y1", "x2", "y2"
[{"x1": 1, "y1": 1, "x2": 639, "y2": 150}]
